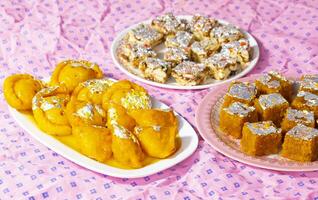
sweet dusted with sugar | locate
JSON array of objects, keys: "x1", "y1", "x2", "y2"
[
  {"x1": 241, "y1": 121, "x2": 282, "y2": 156},
  {"x1": 171, "y1": 61, "x2": 208, "y2": 86},
  {"x1": 291, "y1": 91, "x2": 318, "y2": 118},
  {"x1": 126, "y1": 24, "x2": 164, "y2": 47},
  {"x1": 222, "y1": 81, "x2": 257, "y2": 107},
  {"x1": 165, "y1": 31, "x2": 194, "y2": 48},
  {"x1": 220, "y1": 38, "x2": 250, "y2": 65},
  {"x1": 139, "y1": 57, "x2": 173, "y2": 83},
  {"x1": 189, "y1": 14, "x2": 217, "y2": 40},
  {"x1": 254, "y1": 93, "x2": 289, "y2": 126},
  {"x1": 281, "y1": 124, "x2": 318, "y2": 162},
  {"x1": 220, "y1": 102, "x2": 258, "y2": 139},
  {"x1": 281, "y1": 108, "x2": 315, "y2": 133},
  {"x1": 117, "y1": 42, "x2": 157, "y2": 68},
  {"x1": 151, "y1": 12, "x2": 187, "y2": 34},
  {"x1": 117, "y1": 13, "x2": 250, "y2": 85},
  {"x1": 210, "y1": 25, "x2": 243, "y2": 43},
  {"x1": 190, "y1": 38, "x2": 220, "y2": 62},
  {"x1": 255, "y1": 71, "x2": 293, "y2": 101},
  {"x1": 204, "y1": 52, "x2": 238, "y2": 80},
  {"x1": 299, "y1": 74, "x2": 318, "y2": 95},
  {"x1": 163, "y1": 47, "x2": 190, "y2": 65}
]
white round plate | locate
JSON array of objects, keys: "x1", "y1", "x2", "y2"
[
  {"x1": 8, "y1": 81, "x2": 198, "y2": 178},
  {"x1": 111, "y1": 15, "x2": 260, "y2": 90}
]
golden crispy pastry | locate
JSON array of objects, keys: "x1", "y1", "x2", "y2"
[
  {"x1": 72, "y1": 78, "x2": 114, "y2": 105},
  {"x1": 50, "y1": 60, "x2": 103, "y2": 92},
  {"x1": 107, "y1": 103, "x2": 144, "y2": 168},
  {"x1": 102, "y1": 80, "x2": 151, "y2": 111},
  {"x1": 32, "y1": 85, "x2": 71, "y2": 136},
  {"x1": 4, "y1": 74, "x2": 43, "y2": 110},
  {"x1": 131, "y1": 109, "x2": 178, "y2": 158},
  {"x1": 73, "y1": 125, "x2": 112, "y2": 162}
]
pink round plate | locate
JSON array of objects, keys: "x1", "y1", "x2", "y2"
[{"x1": 195, "y1": 74, "x2": 318, "y2": 171}]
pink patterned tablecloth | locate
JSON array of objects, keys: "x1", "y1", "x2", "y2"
[{"x1": 1, "y1": 0, "x2": 318, "y2": 199}]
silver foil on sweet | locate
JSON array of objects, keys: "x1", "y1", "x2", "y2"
[
  {"x1": 258, "y1": 93, "x2": 288, "y2": 110},
  {"x1": 287, "y1": 124, "x2": 318, "y2": 140}
]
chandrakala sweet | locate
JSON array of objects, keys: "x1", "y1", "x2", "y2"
[
  {"x1": 50, "y1": 60, "x2": 103, "y2": 91},
  {"x1": 5, "y1": 59, "x2": 180, "y2": 169},
  {"x1": 32, "y1": 85, "x2": 71, "y2": 136},
  {"x1": 4, "y1": 74, "x2": 43, "y2": 110}
]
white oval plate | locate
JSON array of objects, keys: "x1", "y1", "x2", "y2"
[
  {"x1": 111, "y1": 15, "x2": 260, "y2": 90},
  {"x1": 8, "y1": 94, "x2": 198, "y2": 179}
]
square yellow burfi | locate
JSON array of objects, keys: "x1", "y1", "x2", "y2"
[
  {"x1": 299, "y1": 74, "x2": 318, "y2": 95},
  {"x1": 222, "y1": 81, "x2": 258, "y2": 107},
  {"x1": 255, "y1": 71, "x2": 293, "y2": 101},
  {"x1": 117, "y1": 43, "x2": 157, "y2": 68},
  {"x1": 291, "y1": 91, "x2": 318, "y2": 118},
  {"x1": 241, "y1": 121, "x2": 282, "y2": 156},
  {"x1": 281, "y1": 108, "x2": 315, "y2": 133},
  {"x1": 190, "y1": 38, "x2": 220, "y2": 62},
  {"x1": 281, "y1": 124, "x2": 318, "y2": 162},
  {"x1": 220, "y1": 102, "x2": 258, "y2": 139},
  {"x1": 126, "y1": 24, "x2": 163, "y2": 47},
  {"x1": 254, "y1": 93, "x2": 289, "y2": 126}
]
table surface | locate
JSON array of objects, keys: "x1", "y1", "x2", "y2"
[{"x1": 1, "y1": 0, "x2": 318, "y2": 199}]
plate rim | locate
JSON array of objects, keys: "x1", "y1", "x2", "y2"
[
  {"x1": 111, "y1": 15, "x2": 260, "y2": 90},
  {"x1": 195, "y1": 74, "x2": 318, "y2": 172},
  {"x1": 8, "y1": 82, "x2": 199, "y2": 178}
]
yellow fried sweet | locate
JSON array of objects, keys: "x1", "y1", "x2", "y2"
[
  {"x1": 131, "y1": 109, "x2": 178, "y2": 158},
  {"x1": 111, "y1": 124, "x2": 144, "y2": 168},
  {"x1": 73, "y1": 78, "x2": 114, "y2": 104},
  {"x1": 135, "y1": 126, "x2": 178, "y2": 158},
  {"x1": 73, "y1": 125, "x2": 112, "y2": 162},
  {"x1": 129, "y1": 109, "x2": 177, "y2": 127},
  {"x1": 4, "y1": 74, "x2": 43, "y2": 110},
  {"x1": 102, "y1": 80, "x2": 151, "y2": 111},
  {"x1": 50, "y1": 60, "x2": 103, "y2": 92},
  {"x1": 32, "y1": 85, "x2": 71, "y2": 136},
  {"x1": 107, "y1": 102, "x2": 136, "y2": 132},
  {"x1": 66, "y1": 100, "x2": 107, "y2": 126},
  {"x1": 107, "y1": 102, "x2": 144, "y2": 168}
]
